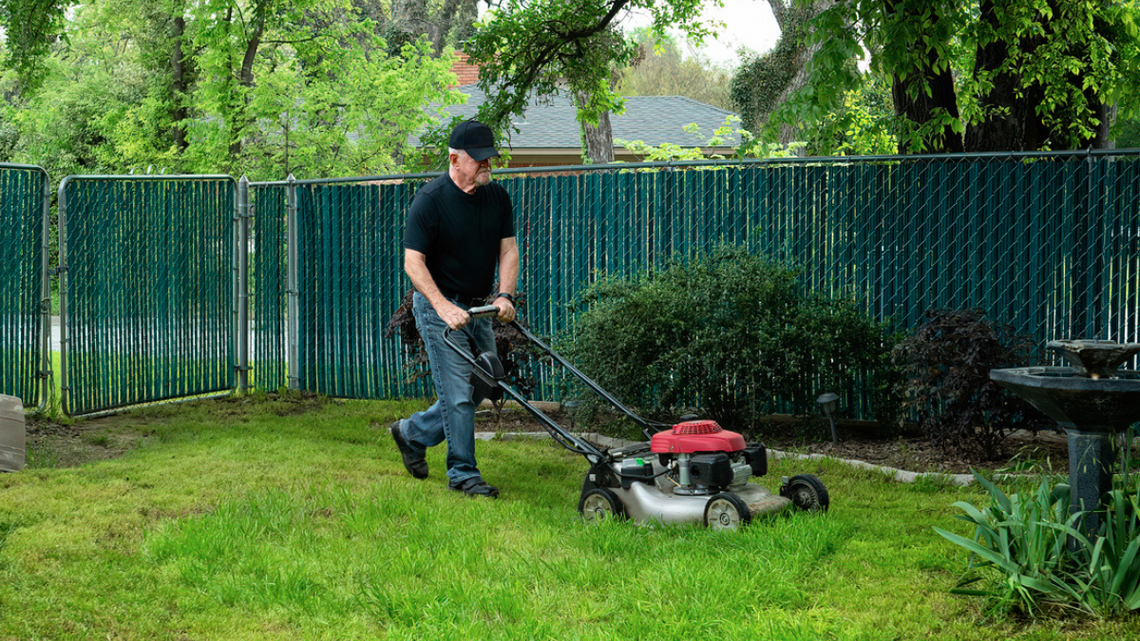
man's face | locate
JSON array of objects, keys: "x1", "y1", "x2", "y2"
[{"x1": 452, "y1": 149, "x2": 493, "y2": 189}]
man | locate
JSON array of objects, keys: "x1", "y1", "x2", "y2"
[{"x1": 390, "y1": 119, "x2": 518, "y2": 498}]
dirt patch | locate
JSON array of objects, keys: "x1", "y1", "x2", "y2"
[
  {"x1": 764, "y1": 430, "x2": 1072, "y2": 476},
  {"x1": 25, "y1": 414, "x2": 151, "y2": 468}
]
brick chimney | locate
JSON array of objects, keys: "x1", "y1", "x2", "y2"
[{"x1": 450, "y1": 52, "x2": 480, "y2": 88}]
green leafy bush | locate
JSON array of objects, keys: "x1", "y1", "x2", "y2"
[
  {"x1": 936, "y1": 472, "x2": 1140, "y2": 617},
  {"x1": 560, "y1": 246, "x2": 900, "y2": 435},
  {"x1": 893, "y1": 308, "x2": 1050, "y2": 459}
]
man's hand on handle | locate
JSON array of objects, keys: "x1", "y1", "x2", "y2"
[
  {"x1": 492, "y1": 296, "x2": 516, "y2": 324},
  {"x1": 438, "y1": 300, "x2": 471, "y2": 330}
]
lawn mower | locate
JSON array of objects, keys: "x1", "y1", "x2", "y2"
[{"x1": 445, "y1": 306, "x2": 829, "y2": 530}]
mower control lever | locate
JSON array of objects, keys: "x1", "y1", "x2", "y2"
[{"x1": 466, "y1": 305, "x2": 499, "y2": 319}]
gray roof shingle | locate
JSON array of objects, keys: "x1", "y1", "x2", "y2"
[{"x1": 423, "y1": 84, "x2": 741, "y2": 149}]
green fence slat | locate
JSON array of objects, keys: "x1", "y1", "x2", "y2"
[
  {"x1": 26, "y1": 154, "x2": 1134, "y2": 419},
  {"x1": 0, "y1": 164, "x2": 48, "y2": 407},
  {"x1": 60, "y1": 175, "x2": 235, "y2": 416}
]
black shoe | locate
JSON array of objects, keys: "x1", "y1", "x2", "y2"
[
  {"x1": 390, "y1": 420, "x2": 428, "y2": 479},
  {"x1": 448, "y1": 476, "x2": 499, "y2": 498}
]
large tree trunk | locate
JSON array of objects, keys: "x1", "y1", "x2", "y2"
[
  {"x1": 885, "y1": 0, "x2": 963, "y2": 154},
  {"x1": 965, "y1": 0, "x2": 1048, "y2": 151},
  {"x1": 734, "y1": 2, "x2": 834, "y2": 144},
  {"x1": 170, "y1": 14, "x2": 189, "y2": 152},
  {"x1": 574, "y1": 89, "x2": 614, "y2": 164},
  {"x1": 581, "y1": 111, "x2": 615, "y2": 164},
  {"x1": 966, "y1": 0, "x2": 1110, "y2": 151}
]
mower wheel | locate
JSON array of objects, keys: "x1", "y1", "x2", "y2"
[
  {"x1": 704, "y1": 492, "x2": 752, "y2": 531},
  {"x1": 781, "y1": 474, "x2": 830, "y2": 512},
  {"x1": 580, "y1": 488, "x2": 624, "y2": 523}
]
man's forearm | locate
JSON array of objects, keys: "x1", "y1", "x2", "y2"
[
  {"x1": 497, "y1": 238, "x2": 519, "y2": 295},
  {"x1": 405, "y1": 249, "x2": 446, "y2": 307}
]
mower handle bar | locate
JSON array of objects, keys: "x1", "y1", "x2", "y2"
[
  {"x1": 447, "y1": 308, "x2": 667, "y2": 434},
  {"x1": 441, "y1": 314, "x2": 608, "y2": 460},
  {"x1": 508, "y1": 321, "x2": 669, "y2": 439},
  {"x1": 466, "y1": 304, "x2": 500, "y2": 319}
]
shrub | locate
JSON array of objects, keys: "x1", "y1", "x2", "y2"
[
  {"x1": 892, "y1": 308, "x2": 1050, "y2": 459},
  {"x1": 560, "y1": 246, "x2": 900, "y2": 435},
  {"x1": 936, "y1": 472, "x2": 1140, "y2": 617}
]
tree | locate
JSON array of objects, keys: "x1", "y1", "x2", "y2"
[
  {"x1": 455, "y1": 0, "x2": 711, "y2": 164},
  {"x1": 619, "y1": 27, "x2": 732, "y2": 111},
  {"x1": 791, "y1": 0, "x2": 1140, "y2": 153},
  {"x1": 0, "y1": 0, "x2": 71, "y2": 91},
  {"x1": 3, "y1": 0, "x2": 464, "y2": 180},
  {"x1": 388, "y1": 0, "x2": 480, "y2": 55},
  {"x1": 730, "y1": 1, "x2": 834, "y2": 144}
]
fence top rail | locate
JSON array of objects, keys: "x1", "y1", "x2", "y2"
[
  {"x1": 59, "y1": 174, "x2": 234, "y2": 186},
  {"x1": 58, "y1": 174, "x2": 237, "y2": 203},
  {"x1": 0, "y1": 162, "x2": 49, "y2": 177},
  {"x1": 246, "y1": 147, "x2": 1140, "y2": 189}
]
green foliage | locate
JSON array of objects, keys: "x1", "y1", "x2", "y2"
[
  {"x1": 457, "y1": 0, "x2": 709, "y2": 158},
  {"x1": 0, "y1": 0, "x2": 72, "y2": 90},
  {"x1": 613, "y1": 116, "x2": 807, "y2": 163},
  {"x1": 798, "y1": 75, "x2": 898, "y2": 157},
  {"x1": 893, "y1": 309, "x2": 1050, "y2": 460},
  {"x1": 2, "y1": 0, "x2": 463, "y2": 180},
  {"x1": 790, "y1": 0, "x2": 1140, "y2": 152},
  {"x1": 618, "y1": 27, "x2": 732, "y2": 110},
  {"x1": 561, "y1": 245, "x2": 900, "y2": 435},
  {"x1": 937, "y1": 471, "x2": 1140, "y2": 616}
]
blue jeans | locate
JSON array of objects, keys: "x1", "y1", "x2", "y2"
[{"x1": 402, "y1": 292, "x2": 496, "y2": 484}]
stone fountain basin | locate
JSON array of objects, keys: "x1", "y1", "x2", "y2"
[{"x1": 990, "y1": 367, "x2": 1140, "y2": 433}]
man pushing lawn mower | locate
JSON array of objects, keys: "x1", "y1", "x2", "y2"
[
  {"x1": 390, "y1": 120, "x2": 831, "y2": 524},
  {"x1": 390, "y1": 119, "x2": 518, "y2": 498}
]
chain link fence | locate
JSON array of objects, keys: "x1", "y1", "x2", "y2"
[
  {"x1": 0, "y1": 164, "x2": 50, "y2": 409},
  {"x1": 248, "y1": 151, "x2": 1140, "y2": 414},
  {"x1": 58, "y1": 175, "x2": 237, "y2": 416},
  {"x1": 2, "y1": 152, "x2": 1138, "y2": 417},
  {"x1": 249, "y1": 176, "x2": 435, "y2": 399}
]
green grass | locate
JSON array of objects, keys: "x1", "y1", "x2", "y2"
[{"x1": 1, "y1": 395, "x2": 1137, "y2": 640}]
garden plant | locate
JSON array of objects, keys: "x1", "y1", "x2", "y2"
[
  {"x1": 893, "y1": 308, "x2": 1052, "y2": 460},
  {"x1": 936, "y1": 470, "x2": 1140, "y2": 616}
]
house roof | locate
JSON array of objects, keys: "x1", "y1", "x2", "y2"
[{"x1": 421, "y1": 84, "x2": 742, "y2": 151}]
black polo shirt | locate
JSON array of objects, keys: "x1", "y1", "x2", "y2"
[{"x1": 403, "y1": 173, "x2": 515, "y2": 299}]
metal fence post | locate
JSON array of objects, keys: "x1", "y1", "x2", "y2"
[
  {"x1": 285, "y1": 174, "x2": 300, "y2": 390},
  {"x1": 37, "y1": 169, "x2": 52, "y2": 413},
  {"x1": 56, "y1": 178, "x2": 71, "y2": 416},
  {"x1": 235, "y1": 176, "x2": 251, "y2": 391}
]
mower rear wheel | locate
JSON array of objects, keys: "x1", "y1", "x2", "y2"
[
  {"x1": 580, "y1": 488, "x2": 624, "y2": 523},
  {"x1": 782, "y1": 474, "x2": 830, "y2": 512},
  {"x1": 704, "y1": 492, "x2": 751, "y2": 531}
]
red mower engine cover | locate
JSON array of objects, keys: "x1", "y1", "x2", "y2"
[{"x1": 650, "y1": 420, "x2": 746, "y2": 454}]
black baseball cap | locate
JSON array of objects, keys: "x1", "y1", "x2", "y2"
[{"x1": 449, "y1": 120, "x2": 501, "y2": 161}]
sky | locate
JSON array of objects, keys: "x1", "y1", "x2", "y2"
[{"x1": 621, "y1": 0, "x2": 783, "y2": 69}]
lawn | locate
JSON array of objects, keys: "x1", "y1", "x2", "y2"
[{"x1": 0, "y1": 394, "x2": 1135, "y2": 640}]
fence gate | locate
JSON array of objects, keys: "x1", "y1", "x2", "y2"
[
  {"x1": 58, "y1": 175, "x2": 237, "y2": 415},
  {"x1": 0, "y1": 164, "x2": 50, "y2": 409}
]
